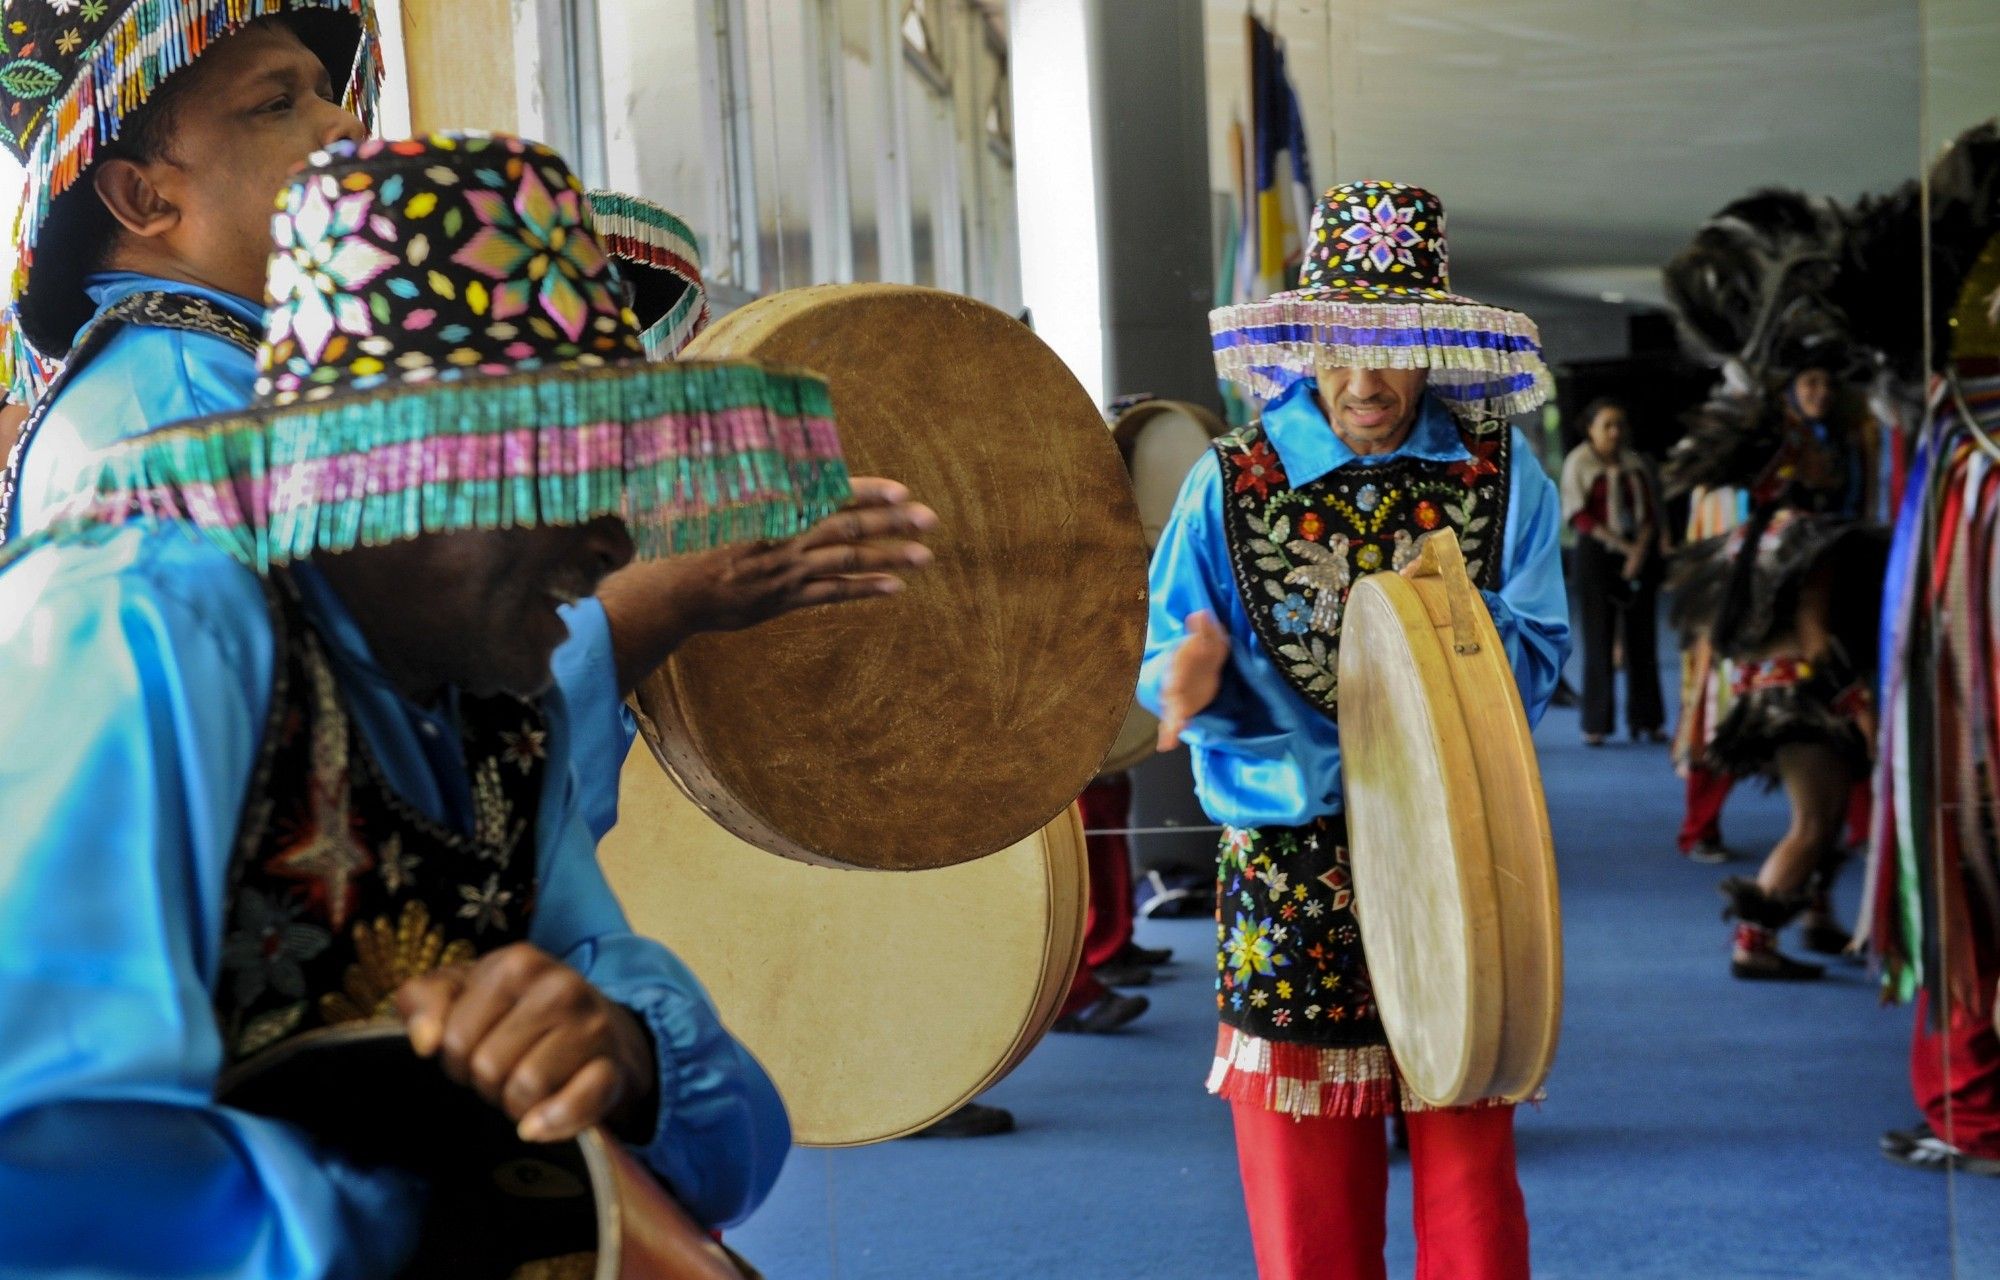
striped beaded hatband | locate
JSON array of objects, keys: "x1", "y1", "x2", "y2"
[
  {"x1": 0, "y1": 0, "x2": 383, "y2": 383},
  {"x1": 588, "y1": 189, "x2": 710, "y2": 359},
  {"x1": 1210, "y1": 180, "x2": 1552, "y2": 416},
  {"x1": 46, "y1": 132, "x2": 849, "y2": 569}
]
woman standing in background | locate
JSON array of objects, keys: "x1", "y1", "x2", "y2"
[{"x1": 1563, "y1": 399, "x2": 1667, "y2": 746}]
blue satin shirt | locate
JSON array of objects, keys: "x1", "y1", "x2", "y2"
[
  {"x1": 0, "y1": 524, "x2": 789, "y2": 1277},
  {"x1": 1136, "y1": 382, "x2": 1571, "y2": 829}
]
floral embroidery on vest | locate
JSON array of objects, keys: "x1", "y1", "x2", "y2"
[
  {"x1": 213, "y1": 574, "x2": 549, "y2": 1061},
  {"x1": 1212, "y1": 416, "x2": 1511, "y2": 716}
]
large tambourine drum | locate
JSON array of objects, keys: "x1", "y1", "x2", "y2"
[
  {"x1": 218, "y1": 1023, "x2": 755, "y2": 1280},
  {"x1": 1335, "y1": 529, "x2": 1562, "y2": 1108},
  {"x1": 599, "y1": 733, "x2": 1089, "y2": 1146},
  {"x1": 1098, "y1": 398, "x2": 1229, "y2": 775},
  {"x1": 650, "y1": 284, "x2": 1148, "y2": 870}
]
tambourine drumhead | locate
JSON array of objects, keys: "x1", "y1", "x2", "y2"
[
  {"x1": 1096, "y1": 399, "x2": 1224, "y2": 776},
  {"x1": 1110, "y1": 399, "x2": 1227, "y2": 548},
  {"x1": 600, "y1": 738, "x2": 1087, "y2": 1147},
  {"x1": 1336, "y1": 533, "x2": 1561, "y2": 1107},
  {"x1": 654, "y1": 284, "x2": 1148, "y2": 871}
]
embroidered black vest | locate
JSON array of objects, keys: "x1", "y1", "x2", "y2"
[
  {"x1": 214, "y1": 573, "x2": 551, "y2": 1062},
  {"x1": 0, "y1": 290, "x2": 259, "y2": 543},
  {"x1": 1212, "y1": 416, "x2": 1512, "y2": 718}
]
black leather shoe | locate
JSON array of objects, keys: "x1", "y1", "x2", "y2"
[
  {"x1": 1092, "y1": 962, "x2": 1152, "y2": 988},
  {"x1": 1731, "y1": 950, "x2": 1825, "y2": 981},
  {"x1": 1881, "y1": 1120, "x2": 1935, "y2": 1156},
  {"x1": 1800, "y1": 920, "x2": 1855, "y2": 956},
  {"x1": 1883, "y1": 1133, "x2": 2000, "y2": 1176},
  {"x1": 1054, "y1": 991, "x2": 1149, "y2": 1034},
  {"x1": 1114, "y1": 941, "x2": 1173, "y2": 967},
  {"x1": 905, "y1": 1102, "x2": 1015, "y2": 1139}
]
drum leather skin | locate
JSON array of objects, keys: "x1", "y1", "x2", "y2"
[
  {"x1": 1336, "y1": 530, "x2": 1562, "y2": 1107},
  {"x1": 600, "y1": 731, "x2": 1087, "y2": 1147},
  {"x1": 218, "y1": 1023, "x2": 750, "y2": 1280},
  {"x1": 649, "y1": 284, "x2": 1148, "y2": 870},
  {"x1": 1099, "y1": 399, "x2": 1229, "y2": 776}
]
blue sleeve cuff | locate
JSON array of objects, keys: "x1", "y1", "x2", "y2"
[{"x1": 619, "y1": 976, "x2": 791, "y2": 1229}]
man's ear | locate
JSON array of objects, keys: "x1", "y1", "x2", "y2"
[{"x1": 92, "y1": 157, "x2": 180, "y2": 240}]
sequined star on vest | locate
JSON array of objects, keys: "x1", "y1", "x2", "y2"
[
  {"x1": 213, "y1": 573, "x2": 551, "y2": 1062},
  {"x1": 1212, "y1": 414, "x2": 1511, "y2": 717}
]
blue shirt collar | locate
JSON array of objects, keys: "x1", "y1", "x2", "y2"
[
  {"x1": 1260, "y1": 380, "x2": 1471, "y2": 486},
  {"x1": 81, "y1": 271, "x2": 265, "y2": 342}
]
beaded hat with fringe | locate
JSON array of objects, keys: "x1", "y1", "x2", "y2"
[
  {"x1": 588, "y1": 189, "x2": 709, "y2": 359},
  {"x1": 0, "y1": 0, "x2": 381, "y2": 388},
  {"x1": 48, "y1": 132, "x2": 849, "y2": 568},
  {"x1": 1210, "y1": 180, "x2": 1552, "y2": 415}
]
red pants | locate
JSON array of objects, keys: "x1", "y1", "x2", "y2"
[
  {"x1": 1230, "y1": 1102, "x2": 1530, "y2": 1280},
  {"x1": 1678, "y1": 766, "x2": 1734, "y2": 853},
  {"x1": 1060, "y1": 776, "x2": 1138, "y2": 1017},
  {"x1": 1909, "y1": 932, "x2": 2000, "y2": 1159}
]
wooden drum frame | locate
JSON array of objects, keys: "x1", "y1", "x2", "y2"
[{"x1": 1335, "y1": 529, "x2": 1562, "y2": 1107}]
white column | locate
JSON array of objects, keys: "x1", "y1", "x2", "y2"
[{"x1": 1007, "y1": 0, "x2": 1105, "y2": 407}]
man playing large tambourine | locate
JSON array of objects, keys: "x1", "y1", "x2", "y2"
[{"x1": 1144, "y1": 180, "x2": 1569, "y2": 1280}]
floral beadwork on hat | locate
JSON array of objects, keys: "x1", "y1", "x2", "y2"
[
  {"x1": 258, "y1": 134, "x2": 639, "y2": 403},
  {"x1": 588, "y1": 190, "x2": 710, "y2": 359},
  {"x1": 1302, "y1": 180, "x2": 1451, "y2": 299},
  {"x1": 1210, "y1": 180, "x2": 1552, "y2": 416},
  {"x1": 2, "y1": 0, "x2": 382, "y2": 380},
  {"x1": 44, "y1": 132, "x2": 851, "y2": 569}
]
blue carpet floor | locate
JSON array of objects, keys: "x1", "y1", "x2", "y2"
[{"x1": 727, "y1": 702, "x2": 1998, "y2": 1278}]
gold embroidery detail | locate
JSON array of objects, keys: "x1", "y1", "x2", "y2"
[{"x1": 320, "y1": 901, "x2": 476, "y2": 1024}]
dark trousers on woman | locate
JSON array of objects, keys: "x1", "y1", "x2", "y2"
[{"x1": 1575, "y1": 538, "x2": 1664, "y2": 737}]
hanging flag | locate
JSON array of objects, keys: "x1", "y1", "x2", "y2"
[{"x1": 1232, "y1": 15, "x2": 1313, "y2": 304}]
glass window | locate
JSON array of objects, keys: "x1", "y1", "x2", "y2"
[
  {"x1": 595, "y1": 0, "x2": 714, "y2": 270},
  {"x1": 743, "y1": 0, "x2": 815, "y2": 293},
  {"x1": 839, "y1": 0, "x2": 883, "y2": 283}
]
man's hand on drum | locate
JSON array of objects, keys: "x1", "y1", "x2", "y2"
[
  {"x1": 598, "y1": 476, "x2": 939, "y2": 691},
  {"x1": 395, "y1": 944, "x2": 659, "y2": 1145},
  {"x1": 1157, "y1": 609, "x2": 1230, "y2": 751}
]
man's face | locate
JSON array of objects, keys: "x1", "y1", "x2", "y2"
[
  {"x1": 1311, "y1": 362, "x2": 1429, "y2": 455},
  {"x1": 324, "y1": 518, "x2": 637, "y2": 700},
  {"x1": 128, "y1": 22, "x2": 365, "y2": 301},
  {"x1": 1791, "y1": 368, "x2": 1833, "y2": 421}
]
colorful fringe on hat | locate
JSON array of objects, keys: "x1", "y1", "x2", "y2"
[
  {"x1": 1, "y1": 0, "x2": 382, "y2": 391},
  {"x1": 1209, "y1": 180, "x2": 1552, "y2": 416},
  {"x1": 588, "y1": 189, "x2": 710, "y2": 359},
  {"x1": 57, "y1": 359, "x2": 847, "y2": 569}
]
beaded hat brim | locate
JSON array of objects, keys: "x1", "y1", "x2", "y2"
[
  {"x1": 589, "y1": 190, "x2": 710, "y2": 359},
  {"x1": 55, "y1": 356, "x2": 851, "y2": 570},
  {"x1": 1210, "y1": 285, "x2": 1554, "y2": 417}
]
